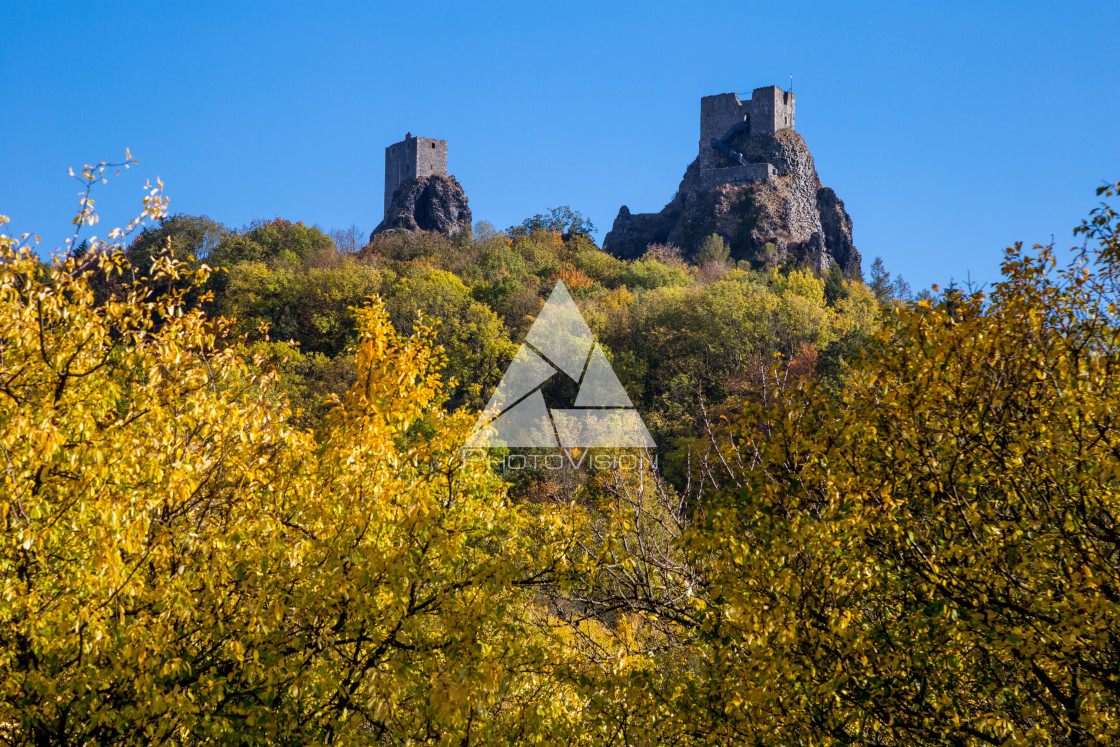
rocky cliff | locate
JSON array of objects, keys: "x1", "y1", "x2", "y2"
[
  {"x1": 372, "y1": 174, "x2": 471, "y2": 238},
  {"x1": 603, "y1": 130, "x2": 860, "y2": 275}
]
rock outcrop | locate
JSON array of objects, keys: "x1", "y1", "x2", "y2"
[
  {"x1": 603, "y1": 130, "x2": 860, "y2": 276},
  {"x1": 372, "y1": 174, "x2": 471, "y2": 238}
]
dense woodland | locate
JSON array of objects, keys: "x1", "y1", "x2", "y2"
[
  {"x1": 1, "y1": 163, "x2": 1119, "y2": 745},
  {"x1": 121, "y1": 206, "x2": 896, "y2": 492}
]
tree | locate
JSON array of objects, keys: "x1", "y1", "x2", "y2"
[
  {"x1": 869, "y1": 255, "x2": 893, "y2": 303},
  {"x1": 126, "y1": 213, "x2": 230, "y2": 269},
  {"x1": 125, "y1": 214, "x2": 231, "y2": 308},
  {"x1": 385, "y1": 269, "x2": 516, "y2": 410},
  {"x1": 643, "y1": 184, "x2": 1120, "y2": 743},
  {"x1": 823, "y1": 261, "x2": 850, "y2": 306},
  {"x1": 210, "y1": 217, "x2": 334, "y2": 268},
  {"x1": 893, "y1": 272, "x2": 913, "y2": 301},
  {"x1": 330, "y1": 223, "x2": 366, "y2": 254},
  {"x1": 217, "y1": 260, "x2": 387, "y2": 358},
  {"x1": 694, "y1": 233, "x2": 730, "y2": 267},
  {"x1": 513, "y1": 205, "x2": 596, "y2": 238},
  {"x1": 0, "y1": 177, "x2": 585, "y2": 744},
  {"x1": 618, "y1": 257, "x2": 692, "y2": 292}
]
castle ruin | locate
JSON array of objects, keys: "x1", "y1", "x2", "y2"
[
  {"x1": 604, "y1": 82, "x2": 859, "y2": 275},
  {"x1": 384, "y1": 132, "x2": 448, "y2": 217},
  {"x1": 699, "y1": 86, "x2": 795, "y2": 190}
]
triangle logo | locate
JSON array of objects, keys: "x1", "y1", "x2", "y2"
[{"x1": 467, "y1": 282, "x2": 655, "y2": 449}]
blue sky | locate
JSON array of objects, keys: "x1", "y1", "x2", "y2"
[{"x1": 2, "y1": 1, "x2": 1118, "y2": 290}]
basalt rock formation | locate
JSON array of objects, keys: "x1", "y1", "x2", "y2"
[
  {"x1": 604, "y1": 129, "x2": 860, "y2": 276},
  {"x1": 372, "y1": 174, "x2": 471, "y2": 238}
]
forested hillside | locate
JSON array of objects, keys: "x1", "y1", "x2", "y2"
[
  {"x1": 2, "y1": 167, "x2": 1119, "y2": 745},
  {"x1": 122, "y1": 206, "x2": 889, "y2": 490}
]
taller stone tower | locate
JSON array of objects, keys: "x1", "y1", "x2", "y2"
[
  {"x1": 604, "y1": 83, "x2": 860, "y2": 277},
  {"x1": 384, "y1": 132, "x2": 448, "y2": 217}
]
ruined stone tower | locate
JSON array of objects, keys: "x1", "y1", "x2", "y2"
[
  {"x1": 374, "y1": 133, "x2": 470, "y2": 237},
  {"x1": 604, "y1": 83, "x2": 859, "y2": 276},
  {"x1": 384, "y1": 132, "x2": 447, "y2": 217},
  {"x1": 699, "y1": 86, "x2": 795, "y2": 189}
]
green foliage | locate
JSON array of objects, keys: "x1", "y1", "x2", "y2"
[
  {"x1": 815, "y1": 327, "x2": 871, "y2": 390},
  {"x1": 869, "y1": 254, "x2": 893, "y2": 302},
  {"x1": 125, "y1": 214, "x2": 231, "y2": 307},
  {"x1": 511, "y1": 229, "x2": 565, "y2": 280},
  {"x1": 605, "y1": 266, "x2": 854, "y2": 454},
  {"x1": 512, "y1": 205, "x2": 596, "y2": 238},
  {"x1": 211, "y1": 217, "x2": 334, "y2": 267},
  {"x1": 127, "y1": 213, "x2": 230, "y2": 270},
  {"x1": 251, "y1": 340, "x2": 357, "y2": 427},
  {"x1": 385, "y1": 269, "x2": 515, "y2": 410},
  {"x1": 573, "y1": 244, "x2": 627, "y2": 284},
  {"x1": 823, "y1": 261, "x2": 850, "y2": 306},
  {"x1": 618, "y1": 257, "x2": 692, "y2": 292},
  {"x1": 694, "y1": 232, "x2": 730, "y2": 266},
  {"x1": 756, "y1": 240, "x2": 781, "y2": 271},
  {"x1": 867, "y1": 255, "x2": 916, "y2": 305},
  {"x1": 218, "y1": 260, "x2": 387, "y2": 357}
]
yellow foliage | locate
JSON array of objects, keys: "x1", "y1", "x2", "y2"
[
  {"x1": 669, "y1": 184, "x2": 1120, "y2": 743},
  {"x1": 0, "y1": 173, "x2": 586, "y2": 744},
  {"x1": 8, "y1": 161, "x2": 1119, "y2": 746}
]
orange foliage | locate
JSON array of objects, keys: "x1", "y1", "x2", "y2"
[{"x1": 550, "y1": 266, "x2": 593, "y2": 292}]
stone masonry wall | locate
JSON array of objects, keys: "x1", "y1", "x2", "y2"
[
  {"x1": 698, "y1": 86, "x2": 795, "y2": 190},
  {"x1": 746, "y1": 86, "x2": 795, "y2": 136},
  {"x1": 699, "y1": 163, "x2": 774, "y2": 190},
  {"x1": 384, "y1": 134, "x2": 448, "y2": 217},
  {"x1": 699, "y1": 93, "x2": 749, "y2": 172}
]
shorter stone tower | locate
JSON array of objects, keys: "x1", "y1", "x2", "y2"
[
  {"x1": 699, "y1": 86, "x2": 795, "y2": 189},
  {"x1": 384, "y1": 133, "x2": 448, "y2": 217}
]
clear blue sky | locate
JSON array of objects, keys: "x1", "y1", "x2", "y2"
[{"x1": 2, "y1": 1, "x2": 1118, "y2": 290}]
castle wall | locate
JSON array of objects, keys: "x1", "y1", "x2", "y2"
[
  {"x1": 699, "y1": 93, "x2": 748, "y2": 172},
  {"x1": 699, "y1": 163, "x2": 775, "y2": 190},
  {"x1": 698, "y1": 86, "x2": 795, "y2": 190},
  {"x1": 384, "y1": 135, "x2": 448, "y2": 217},
  {"x1": 384, "y1": 139, "x2": 412, "y2": 217}
]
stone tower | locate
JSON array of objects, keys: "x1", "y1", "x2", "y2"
[
  {"x1": 698, "y1": 86, "x2": 795, "y2": 189},
  {"x1": 384, "y1": 132, "x2": 448, "y2": 217}
]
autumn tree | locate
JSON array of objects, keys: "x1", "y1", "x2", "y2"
[
  {"x1": 575, "y1": 184, "x2": 1120, "y2": 744},
  {"x1": 0, "y1": 163, "x2": 588, "y2": 745}
]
